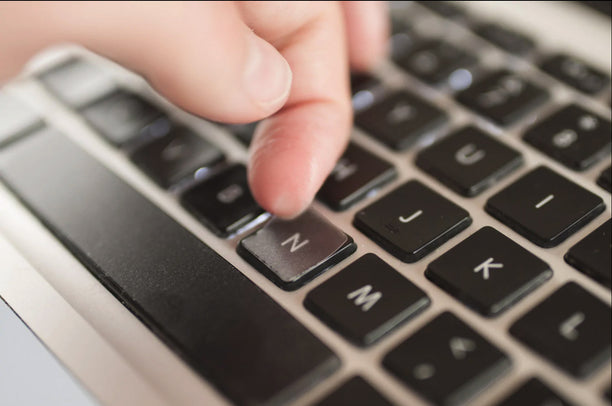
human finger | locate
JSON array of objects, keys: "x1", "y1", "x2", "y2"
[{"x1": 239, "y1": 1, "x2": 352, "y2": 218}]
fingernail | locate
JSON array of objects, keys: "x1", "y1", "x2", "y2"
[{"x1": 244, "y1": 35, "x2": 292, "y2": 110}]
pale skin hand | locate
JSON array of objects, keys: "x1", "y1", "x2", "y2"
[{"x1": 0, "y1": 1, "x2": 388, "y2": 218}]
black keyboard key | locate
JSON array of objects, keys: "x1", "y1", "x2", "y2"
[
  {"x1": 416, "y1": 126, "x2": 523, "y2": 196},
  {"x1": 0, "y1": 93, "x2": 41, "y2": 147},
  {"x1": 510, "y1": 282, "x2": 611, "y2": 378},
  {"x1": 81, "y1": 90, "x2": 164, "y2": 147},
  {"x1": 541, "y1": 54, "x2": 610, "y2": 95},
  {"x1": 39, "y1": 58, "x2": 116, "y2": 108},
  {"x1": 426, "y1": 227, "x2": 552, "y2": 316},
  {"x1": 523, "y1": 105, "x2": 611, "y2": 171},
  {"x1": 181, "y1": 164, "x2": 264, "y2": 237},
  {"x1": 130, "y1": 126, "x2": 224, "y2": 189},
  {"x1": 474, "y1": 23, "x2": 535, "y2": 56},
  {"x1": 305, "y1": 254, "x2": 430, "y2": 346},
  {"x1": 486, "y1": 166, "x2": 605, "y2": 247},
  {"x1": 565, "y1": 220, "x2": 611, "y2": 288},
  {"x1": 356, "y1": 91, "x2": 448, "y2": 150},
  {"x1": 390, "y1": 18, "x2": 421, "y2": 61},
  {"x1": 598, "y1": 166, "x2": 611, "y2": 193},
  {"x1": 0, "y1": 129, "x2": 340, "y2": 406},
  {"x1": 354, "y1": 180, "x2": 472, "y2": 262},
  {"x1": 238, "y1": 210, "x2": 356, "y2": 290},
  {"x1": 457, "y1": 70, "x2": 549, "y2": 126},
  {"x1": 495, "y1": 378, "x2": 574, "y2": 406},
  {"x1": 395, "y1": 40, "x2": 477, "y2": 84},
  {"x1": 314, "y1": 376, "x2": 393, "y2": 406},
  {"x1": 383, "y1": 312, "x2": 510, "y2": 406},
  {"x1": 318, "y1": 142, "x2": 397, "y2": 211}
]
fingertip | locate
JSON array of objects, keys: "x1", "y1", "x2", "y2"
[
  {"x1": 247, "y1": 103, "x2": 351, "y2": 219},
  {"x1": 247, "y1": 140, "x2": 317, "y2": 219}
]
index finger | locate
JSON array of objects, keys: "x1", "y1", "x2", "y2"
[{"x1": 239, "y1": 2, "x2": 352, "y2": 218}]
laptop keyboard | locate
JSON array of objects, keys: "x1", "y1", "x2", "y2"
[{"x1": 0, "y1": 2, "x2": 610, "y2": 405}]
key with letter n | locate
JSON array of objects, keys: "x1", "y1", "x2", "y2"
[
  {"x1": 281, "y1": 233, "x2": 310, "y2": 253},
  {"x1": 238, "y1": 210, "x2": 356, "y2": 290}
]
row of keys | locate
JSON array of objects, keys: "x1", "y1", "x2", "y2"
[
  {"x1": 409, "y1": 2, "x2": 611, "y2": 96},
  {"x1": 354, "y1": 75, "x2": 610, "y2": 177},
  {"x1": 355, "y1": 166, "x2": 604, "y2": 259},
  {"x1": 219, "y1": 160, "x2": 608, "y2": 307}
]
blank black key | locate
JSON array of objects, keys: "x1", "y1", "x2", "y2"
[
  {"x1": 416, "y1": 126, "x2": 523, "y2": 196},
  {"x1": 318, "y1": 142, "x2": 397, "y2": 211},
  {"x1": 314, "y1": 376, "x2": 393, "y2": 406},
  {"x1": 565, "y1": 220, "x2": 611, "y2": 288},
  {"x1": 541, "y1": 54, "x2": 610, "y2": 95},
  {"x1": 598, "y1": 166, "x2": 611, "y2": 193},
  {"x1": 426, "y1": 227, "x2": 552, "y2": 316},
  {"x1": 181, "y1": 164, "x2": 263, "y2": 237},
  {"x1": 495, "y1": 378, "x2": 574, "y2": 406},
  {"x1": 81, "y1": 90, "x2": 164, "y2": 147},
  {"x1": 356, "y1": 91, "x2": 448, "y2": 150},
  {"x1": 510, "y1": 282, "x2": 611, "y2": 378},
  {"x1": 474, "y1": 23, "x2": 535, "y2": 56},
  {"x1": 0, "y1": 92, "x2": 41, "y2": 147},
  {"x1": 383, "y1": 312, "x2": 510, "y2": 406},
  {"x1": 238, "y1": 210, "x2": 356, "y2": 290},
  {"x1": 457, "y1": 70, "x2": 549, "y2": 126},
  {"x1": 130, "y1": 126, "x2": 224, "y2": 189},
  {"x1": 0, "y1": 129, "x2": 339, "y2": 406},
  {"x1": 305, "y1": 254, "x2": 430, "y2": 346},
  {"x1": 486, "y1": 166, "x2": 605, "y2": 247},
  {"x1": 38, "y1": 58, "x2": 116, "y2": 108},
  {"x1": 395, "y1": 40, "x2": 477, "y2": 84},
  {"x1": 523, "y1": 104, "x2": 611, "y2": 171},
  {"x1": 354, "y1": 180, "x2": 472, "y2": 262}
]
